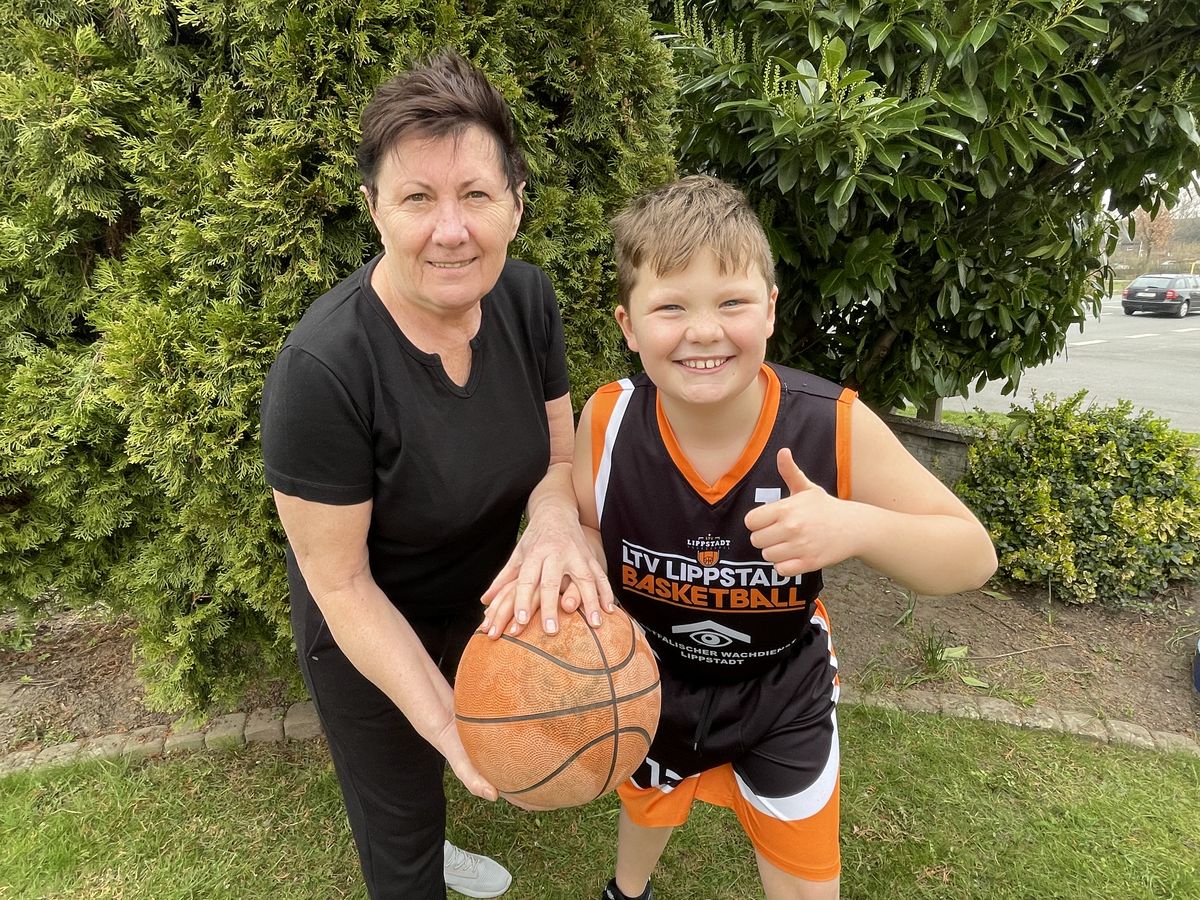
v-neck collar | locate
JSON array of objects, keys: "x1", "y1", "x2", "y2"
[
  {"x1": 654, "y1": 364, "x2": 781, "y2": 505},
  {"x1": 361, "y1": 255, "x2": 486, "y2": 398}
]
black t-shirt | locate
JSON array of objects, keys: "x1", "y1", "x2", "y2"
[{"x1": 261, "y1": 255, "x2": 570, "y2": 618}]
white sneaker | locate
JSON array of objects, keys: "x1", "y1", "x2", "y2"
[{"x1": 444, "y1": 840, "x2": 513, "y2": 898}]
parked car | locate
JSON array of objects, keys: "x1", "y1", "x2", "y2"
[{"x1": 1121, "y1": 273, "x2": 1200, "y2": 317}]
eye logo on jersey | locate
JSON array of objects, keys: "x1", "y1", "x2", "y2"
[
  {"x1": 686, "y1": 534, "x2": 732, "y2": 568},
  {"x1": 672, "y1": 620, "x2": 752, "y2": 648}
]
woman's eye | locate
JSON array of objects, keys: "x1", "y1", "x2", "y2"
[
  {"x1": 466, "y1": 190, "x2": 489, "y2": 200},
  {"x1": 405, "y1": 193, "x2": 428, "y2": 203}
]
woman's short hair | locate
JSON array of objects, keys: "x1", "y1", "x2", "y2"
[
  {"x1": 357, "y1": 50, "x2": 528, "y2": 203},
  {"x1": 609, "y1": 175, "x2": 776, "y2": 308}
]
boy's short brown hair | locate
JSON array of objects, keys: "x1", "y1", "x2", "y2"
[{"x1": 610, "y1": 175, "x2": 775, "y2": 307}]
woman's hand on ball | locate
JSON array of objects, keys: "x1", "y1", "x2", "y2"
[
  {"x1": 481, "y1": 504, "x2": 613, "y2": 638},
  {"x1": 481, "y1": 573, "x2": 614, "y2": 639},
  {"x1": 436, "y1": 719, "x2": 499, "y2": 802}
]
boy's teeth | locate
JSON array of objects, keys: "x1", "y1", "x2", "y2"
[{"x1": 682, "y1": 358, "x2": 725, "y2": 369}]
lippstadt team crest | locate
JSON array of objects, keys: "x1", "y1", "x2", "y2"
[{"x1": 688, "y1": 534, "x2": 730, "y2": 567}]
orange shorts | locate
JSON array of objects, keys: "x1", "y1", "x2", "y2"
[{"x1": 617, "y1": 600, "x2": 840, "y2": 882}]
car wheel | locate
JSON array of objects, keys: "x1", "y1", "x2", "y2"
[
  {"x1": 1123, "y1": 307, "x2": 1135, "y2": 316},
  {"x1": 1178, "y1": 300, "x2": 1190, "y2": 319}
]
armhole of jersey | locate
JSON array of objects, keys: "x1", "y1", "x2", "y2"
[
  {"x1": 591, "y1": 379, "x2": 635, "y2": 526},
  {"x1": 835, "y1": 387, "x2": 857, "y2": 500}
]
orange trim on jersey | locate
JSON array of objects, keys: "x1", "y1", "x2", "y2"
[
  {"x1": 655, "y1": 365, "x2": 781, "y2": 505},
  {"x1": 835, "y1": 387, "x2": 856, "y2": 500},
  {"x1": 590, "y1": 381, "x2": 627, "y2": 484}
]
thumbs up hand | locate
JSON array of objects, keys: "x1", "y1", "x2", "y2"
[
  {"x1": 744, "y1": 448, "x2": 859, "y2": 576},
  {"x1": 776, "y1": 446, "x2": 818, "y2": 496}
]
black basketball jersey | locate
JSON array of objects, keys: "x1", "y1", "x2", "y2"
[{"x1": 590, "y1": 363, "x2": 855, "y2": 683}]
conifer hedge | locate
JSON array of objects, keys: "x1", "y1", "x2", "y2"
[{"x1": 0, "y1": 1, "x2": 675, "y2": 710}]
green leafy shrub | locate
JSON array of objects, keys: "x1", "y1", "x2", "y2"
[
  {"x1": 958, "y1": 392, "x2": 1200, "y2": 606},
  {"x1": 0, "y1": 0, "x2": 675, "y2": 711},
  {"x1": 655, "y1": 0, "x2": 1200, "y2": 411}
]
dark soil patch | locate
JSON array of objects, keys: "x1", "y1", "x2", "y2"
[
  {"x1": 0, "y1": 611, "x2": 301, "y2": 753},
  {"x1": 826, "y1": 560, "x2": 1200, "y2": 738},
  {"x1": 2, "y1": 561, "x2": 1198, "y2": 754}
]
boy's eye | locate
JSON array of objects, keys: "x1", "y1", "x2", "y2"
[{"x1": 721, "y1": 298, "x2": 745, "y2": 308}]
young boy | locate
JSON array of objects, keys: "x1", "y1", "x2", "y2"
[{"x1": 572, "y1": 175, "x2": 997, "y2": 900}]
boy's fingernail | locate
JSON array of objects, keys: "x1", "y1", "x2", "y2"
[
  {"x1": 590, "y1": 612, "x2": 602, "y2": 627},
  {"x1": 487, "y1": 625, "x2": 498, "y2": 637},
  {"x1": 516, "y1": 610, "x2": 528, "y2": 624},
  {"x1": 544, "y1": 618, "x2": 557, "y2": 634}
]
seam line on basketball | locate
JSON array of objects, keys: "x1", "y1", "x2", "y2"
[
  {"x1": 455, "y1": 680, "x2": 660, "y2": 724},
  {"x1": 585, "y1": 610, "x2": 623, "y2": 802},
  {"x1": 493, "y1": 620, "x2": 639, "y2": 674},
  {"x1": 503, "y1": 726, "x2": 655, "y2": 795}
]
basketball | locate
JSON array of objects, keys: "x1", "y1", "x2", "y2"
[{"x1": 454, "y1": 606, "x2": 660, "y2": 810}]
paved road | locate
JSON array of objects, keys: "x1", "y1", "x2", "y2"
[{"x1": 944, "y1": 297, "x2": 1200, "y2": 433}]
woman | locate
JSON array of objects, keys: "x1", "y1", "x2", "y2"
[{"x1": 260, "y1": 51, "x2": 611, "y2": 899}]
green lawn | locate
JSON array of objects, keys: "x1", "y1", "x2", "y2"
[{"x1": 2, "y1": 705, "x2": 1197, "y2": 899}]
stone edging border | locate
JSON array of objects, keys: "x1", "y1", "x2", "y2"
[{"x1": 2, "y1": 690, "x2": 1198, "y2": 778}]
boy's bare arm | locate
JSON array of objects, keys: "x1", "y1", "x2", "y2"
[
  {"x1": 745, "y1": 400, "x2": 997, "y2": 595},
  {"x1": 571, "y1": 400, "x2": 608, "y2": 571}
]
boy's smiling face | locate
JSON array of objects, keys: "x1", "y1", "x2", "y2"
[{"x1": 615, "y1": 248, "x2": 777, "y2": 409}]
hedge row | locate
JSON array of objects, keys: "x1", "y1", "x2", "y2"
[{"x1": 0, "y1": 0, "x2": 675, "y2": 710}]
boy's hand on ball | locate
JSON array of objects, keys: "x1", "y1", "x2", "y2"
[{"x1": 745, "y1": 448, "x2": 859, "y2": 576}]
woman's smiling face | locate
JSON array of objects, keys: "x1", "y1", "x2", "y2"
[{"x1": 366, "y1": 126, "x2": 523, "y2": 318}]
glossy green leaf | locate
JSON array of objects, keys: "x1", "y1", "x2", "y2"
[
  {"x1": 824, "y1": 37, "x2": 847, "y2": 75},
  {"x1": 900, "y1": 21, "x2": 938, "y2": 54},
  {"x1": 917, "y1": 179, "x2": 947, "y2": 203},
  {"x1": 1174, "y1": 106, "x2": 1200, "y2": 144},
  {"x1": 1072, "y1": 15, "x2": 1110, "y2": 34},
  {"x1": 967, "y1": 19, "x2": 998, "y2": 50},
  {"x1": 832, "y1": 176, "x2": 856, "y2": 208},
  {"x1": 925, "y1": 125, "x2": 969, "y2": 144},
  {"x1": 867, "y1": 21, "x2": 893, "y2": 51},
  {"x1": 978, "y1": 168, "x2": 997, "y2": 198}
]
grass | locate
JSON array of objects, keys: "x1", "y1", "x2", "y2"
[
  {"x1": 892, "y1": 405, "x2": 1015, "y2": 431},
  {"x1": 894, "y1": 404, "x2": 1200, "y2": 448},
  {"x1": 3, "y1": 707, "x2": 1198, "y2": 899}
]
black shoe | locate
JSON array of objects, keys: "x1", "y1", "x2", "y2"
[{"x1": 602, "y1": 878, "x2": 653, "y2": 900}]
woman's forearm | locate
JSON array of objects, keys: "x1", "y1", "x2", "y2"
[{"x1": 313, "y1": 575, "x2": 455, "y2": 744}]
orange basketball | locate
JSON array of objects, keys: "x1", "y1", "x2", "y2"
[{"x1": 454, "y1": 606, "x2": 660, "y2": 810}]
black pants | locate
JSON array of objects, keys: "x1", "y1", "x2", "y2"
[{"x1": 293, "y1": 594, "x2": 481, "y2": 900}]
